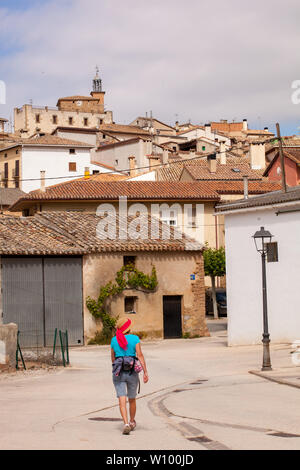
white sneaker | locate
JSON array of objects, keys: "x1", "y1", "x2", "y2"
[{"x1": 122, "y1": 424, "x2": 131, "y2": 435}]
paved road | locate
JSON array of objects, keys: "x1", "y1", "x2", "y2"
[{"x1": 0, "y1": 320, "x2": 300, "y2": 450}]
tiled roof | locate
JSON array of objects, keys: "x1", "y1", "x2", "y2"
[
  {"x1": 99, "y1": 124, "x2": 150, "y2": 136},
  {"x1": 182, "y1": 160, "x2": 264, "y2": 180},
  {"x1": 156, "y1": 156, "x2": 260, "y2": 182},
  {"x1": 57, "y1": 95, "x2": 99, "y2": 102},
  {"x1": 0, "y1": 188, "x2": 26, "y2": 206},
  {"x1": 0, "y1": 134, "x2": 93, "y2": 151},
  {"x1": 207, "y1": 180, "x2": 282, "y2": 195},
  {"x1": 215, "y1": 185, "x2": 300, "y2": 213},
  {"x1": 263, "y1": 148, "x2": 300, "y2": 176},
  {"x1": 75, "y1": 173, "x2": 128, "y2": 182},
  {"x1": 0, "y1": 212, "x2": 203, "y2": 255},
  {"x1": 10, "y1": 181, "x2": 220, "y2": 211}
]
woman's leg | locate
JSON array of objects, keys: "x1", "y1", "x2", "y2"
[
  {"x1": 118, "y1": 396, "x2": 129, "y2": 424},
  {"x1": 129, "y1": 398, "x2": 136, "y2": 423}
]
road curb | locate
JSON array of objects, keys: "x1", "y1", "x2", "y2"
[{"x1": 249, "y1": 370, "x2": 300, "y2": 390}]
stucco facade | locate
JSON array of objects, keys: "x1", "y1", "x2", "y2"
[
  {"x1": 82, "y1": 251, "x2": 208, "y2": 342},
  {"x1": 217, "y1": 195, "x2": 300, "y2": 346},
  {"x1": 0, "y1": 143, "x2": 101, "y2": 192}
]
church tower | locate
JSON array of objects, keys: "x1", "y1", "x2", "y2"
[{"x1": 90, "y1": 66, "x2": 105, "y2": 113}]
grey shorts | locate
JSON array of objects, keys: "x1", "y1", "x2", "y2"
[{"x1": 112, "y1": 371, "x2": 139, "y2": 399}]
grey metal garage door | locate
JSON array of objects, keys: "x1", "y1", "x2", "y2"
[{"x1": 2, "y1": 257, "x2": 83, "y2": 347}]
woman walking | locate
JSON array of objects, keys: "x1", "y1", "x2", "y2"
[{"x1": 111, "y1": 319, "x2": 149, "y2": 435}]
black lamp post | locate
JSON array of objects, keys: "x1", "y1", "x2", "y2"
[{"x1": 253, "y1": 226, "x2": 273, "y2": 371}]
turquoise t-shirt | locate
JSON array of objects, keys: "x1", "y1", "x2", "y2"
[{"x1": 111, "y1": 334, "x2": 140, "y2": 357}]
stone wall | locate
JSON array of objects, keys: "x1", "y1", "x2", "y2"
[
  {"x1": 0, "y1": 323, "x2": 18, "y2": 369},
  {"x1": 82, "y1": 251, "x2": 209, "y2": 343}
]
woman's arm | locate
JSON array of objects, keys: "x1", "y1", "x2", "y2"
[
  {"x1": 111, "y1": 348, "x2": 116, "y2": 364},
  {"x1": 136, "y1": 342, "x2": 149, "y2": 383}
]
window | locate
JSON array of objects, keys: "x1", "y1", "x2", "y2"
[
  {"x1": 202, "y1": 146, "x2": 206, "y2": 151},
  {"x1": 35, "y1": 114, "x2": 40, "y2": 123},
  {"x1": 69, "y1": 149, "x2": 76, "y2": 154},
  {"x1": 4, "y1": 153, "x2": 7, "y2": 158},
  {"x1": 15, "y1": 160, "x2": 19, "y2": 177},
  {"x1": 159, "y1": 209, "x2": 177, "y2": 226},
  {"x1": 123, "y1": 256, "x2": 136, "y2": 267},
  {"x1": 187, "y1": 206, "x2": 197, "y2": 228},
  {"x1": 16, "y1": 149, "x2": 19, "y2": 154},
  {"x1": 83, "y1": 118, "x2": 88, "y2": 126},
  {"x1": 99, "y1": 119, "x2": 103, "y2": 126},
  {"x1": 69, "y1": 162, "x2": 77, "y2": 172},
  {"x1": 92, "y1": 170, "x2": 100, "y2": 175},
  {"x1": 69, "y1": 117, "x2": 73, "y2": 125},
  {"x1": 52, "y1": 115, "x2": 57, "y2": 124},
  {"x1": 115, "y1": 159, "x2": 118, "y2": 165},
  {"x1": 4, "y1": 162, "x2": 8, "y2": 179},
  {"x1": 125, "y1": 297, "x2": 137, "y2": 314}
]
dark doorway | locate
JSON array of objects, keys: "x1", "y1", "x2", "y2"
[{"x1": 163, "y1": 296, "x2": 182, "y2": 339}]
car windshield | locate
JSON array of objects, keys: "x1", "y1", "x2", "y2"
[{"x1": 216, "y1": 292, "x2": 226, "y2": 303}]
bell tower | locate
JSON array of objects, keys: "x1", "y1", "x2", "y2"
[{"x1": 90, "y1": 66, "x2": 105, "y2": 113}]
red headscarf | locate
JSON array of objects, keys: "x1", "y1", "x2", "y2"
[{"x1": 116, "y1": 319, "x2": 131, "y2": 350}]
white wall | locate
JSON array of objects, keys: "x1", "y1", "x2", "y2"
[
  {"x1": 225, "y1": 204, "x2": 300, "y2": 346},
  {"x1": 22, "y1": 146, "x2": 93, "y2": 192},
  {"x1": 180, "y1": 128, "x2": 231, "y2": 147},
  {"x1": 94, "y1": 140, "x2": 149, "y2": 172}
]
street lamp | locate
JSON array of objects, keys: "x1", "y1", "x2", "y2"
[{"x1": 253, "y1": 226, "x2": 273, "y2": 371}]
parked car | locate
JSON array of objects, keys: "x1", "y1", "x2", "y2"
[{"x1": 205, "y1": 288, "x2": 227, "y2": 317}]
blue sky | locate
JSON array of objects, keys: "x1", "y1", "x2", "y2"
[{"x1": 0, "y1": 0, "x2": 299, "y2": 136}]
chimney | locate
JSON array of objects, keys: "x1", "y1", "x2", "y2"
[
  {"x1": 219, "y1": 141, "x2": 226, "y2": 164},
  {"x1": 40, "y1": 170, "x2": 46, "y2": 192},
  {"x1": 207, "y1": 154, "x2": 217, "y2": 173},
  {"x1": 128, "y1": 156, "x2": 137, "y2": 177},
  {"x1": 84, "y1": 167, "x2": 90, "y2": 179},
  {"x1": 264, "y1": 127, "x2": 269, "y2": 132},
  {"x1": 205, "y1": 123, "x2": 211, "y2": 138},
  {"x1": 243, "y1": 119, "x2": 248, "y2": 131},
  {"x1": 250, "y1": 142, "x2": 266, "y2": 169},
  {"x1": 175, "y1": 120, "x2": 179, "y2": 131},
  {"x1": 148, "y1": 156, "x2": 159, "y2": 171},
  {"x1": 243, "y1": 175, "x2": 249, "y2": 199},
  {"x1": 145, "y1": 139, "x2": 153, "y2": 155},
  {"x1": 162, "y1": 149, "x2": 169, "y2": 167}
]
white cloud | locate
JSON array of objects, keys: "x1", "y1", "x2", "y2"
[{"x1": 0, "y1": 0, "x2": 299, "y2": 134}]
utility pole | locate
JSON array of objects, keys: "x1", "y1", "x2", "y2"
[{"x1": 276, "y1": 123, "x2": 287, "y2": 193}]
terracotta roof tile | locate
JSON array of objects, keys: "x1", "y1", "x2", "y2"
[
  {"x1": 99, "y1": 124, "x2": 150, "y2": 136},
  {"x1": 0, "y1": 212, "x2": 203, "y2": 255},
  {"x1": 215, "y1": 185, "x2": 300, "y2": 213},
  {"x1": 9, "y1": 181, "x2": 220, "y2": 211},
  {"x1": 182, "y1": 160, "x2": 263, "y2": 180}
]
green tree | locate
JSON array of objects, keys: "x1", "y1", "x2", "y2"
[{"x1": 203, "y1": 246, "x2": 226, "y2": 319}]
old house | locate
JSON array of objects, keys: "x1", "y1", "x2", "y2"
[
  {"x1": 263, "y1": 147, "x2": 300, "y2": 186},
  {"x1": 14, "y1": 70, "x2": 113, "y2": 136},
  {"x1": 9, "y1": 180, "x2": 222, "y2": 247},
  {"x1": 215, "y1": 186, "x2": 300, "y2": 346},
  {"x1": 0, "y1": 212, "x2": 207, "y2": 346},
  {"x1": 0, "y1": 134, "x2": 102, "y2": 192}
]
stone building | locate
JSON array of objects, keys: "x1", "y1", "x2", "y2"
[
  {"x1": 0, "y1": 211, "x2": 208, "y2": 345},
  {"x1": 14, "y1": 69, "x2": 113, "y2": 136}
]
